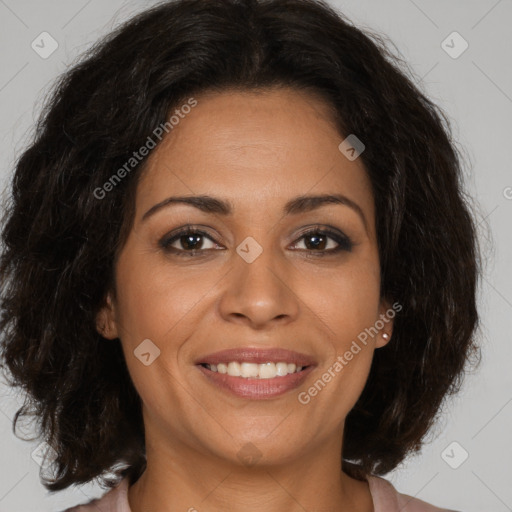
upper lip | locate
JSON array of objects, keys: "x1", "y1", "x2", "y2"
[{"x1": 195, "y1": 348, "x2": 317, "y2": 367}]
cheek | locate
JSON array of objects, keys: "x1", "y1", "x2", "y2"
[
  {"x1": 113, "y1": 250, "x2": 210, "y2": 344},
  {"x1": 303, "y1": 256, "x2": 381, "y2": 347},
  {"x1": 113, "y1": 255, "x2": 201, "y2": 415}
]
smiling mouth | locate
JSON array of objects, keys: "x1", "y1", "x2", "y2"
[{"x1": 200, "y1": 361, "x2": 309, "y2": 379}]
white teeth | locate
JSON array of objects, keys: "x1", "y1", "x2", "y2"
[
  {"x1": 240, "y1": 362, "x2": 259, "y2": 378},
  {"x1": 227, "y1": 361, "x2": 241, "y2": 376},
  {"x1": 276, "y1": 362, "x2": 288, "y2": 376},
  {"x1": 204, "y1": 361, "x2": 306, "y2": 379},
  {"x1": 259, "y1": 362, "x2": 277, "y2": 379}
]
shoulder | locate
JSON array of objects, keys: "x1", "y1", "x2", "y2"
[
  {"x1": 367, "y1": 475, "x2": 462, "y2": 512},
  {"x1": 60, "y1": 477, "x2": 131, "y2": 511}
]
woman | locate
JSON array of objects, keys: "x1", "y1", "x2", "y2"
[{"x1": 0, "y1": 0, "x2": 482, "y2": 511}]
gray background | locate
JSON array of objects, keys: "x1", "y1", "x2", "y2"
[{"x1": 0, "y1": 0, "x2": 511, "y2": 511}]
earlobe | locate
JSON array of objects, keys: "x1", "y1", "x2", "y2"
[
  {"x1": 95, "y1": 292, "x2": 119, "y2": 340},
  {"x1": 375, "y1": 297, "x2": 394, "y2": 348},
  {"x1": 376, "y1": 330, "x2": 392, "y2": 349}
]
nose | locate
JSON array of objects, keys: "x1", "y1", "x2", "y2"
[{"x1": 218, "y1": 244, "x2": 300, "y2": 329}]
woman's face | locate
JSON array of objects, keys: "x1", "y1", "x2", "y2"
[{"x1": 97, "y1": 87, "x2": 393, "y2": 468}]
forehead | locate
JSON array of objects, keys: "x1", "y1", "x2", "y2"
[{"x1": 136, "y1": 87, "x2": 374, "y2": 232}]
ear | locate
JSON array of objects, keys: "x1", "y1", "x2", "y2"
[
  {"x1": 375, "y1": 297, "x2": 395, "y2": 349},
  {"x1": 95, "y1": 292, "x2": 119, "y2": 340}
]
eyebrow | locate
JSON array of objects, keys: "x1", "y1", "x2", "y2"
[{"x1": 141, "y1": 193, "x2": 368, "y2": 232}]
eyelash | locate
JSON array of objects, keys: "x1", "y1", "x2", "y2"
[{"x1": 159, "y1": 225, "x2": 354, "y2": 257}]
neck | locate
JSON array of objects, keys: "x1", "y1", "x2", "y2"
[{"x1": 127, "y1": 434, "x2": 373, "y2": 512}]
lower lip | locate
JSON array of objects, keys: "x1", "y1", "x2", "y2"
[{"x1": 197, "y1": 365, "x2": 314, "y2": 399}]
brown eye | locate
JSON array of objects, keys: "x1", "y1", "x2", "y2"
[
  {"x1": 160, "y1": 228, "x2": 219, "y2": 256},
  {"x1": 291, "y1": 227, "x2": 353, "y2": 254}
]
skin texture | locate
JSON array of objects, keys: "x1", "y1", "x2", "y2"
[{"x1": 96, "y1": 87, "x2": 393, "y2": 512}]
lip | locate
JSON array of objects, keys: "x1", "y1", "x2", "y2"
[
  {"x1": 195, "y1": 347, "x2": 317, "y2": 367},
  {"x1": 197, "y1": 364, "x2": 315, "y2": 399},
  {"x1": 195, "y1": 348, "x2": 317, "y2": 400}
]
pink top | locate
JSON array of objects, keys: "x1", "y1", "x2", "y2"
[{"x1": 63, "y1": 475, "x2": 460, "y2": 511}]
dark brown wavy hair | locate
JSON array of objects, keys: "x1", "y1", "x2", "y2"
[{"x1": 0, "y1": 0, "x2": 485, "y2": 493}]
